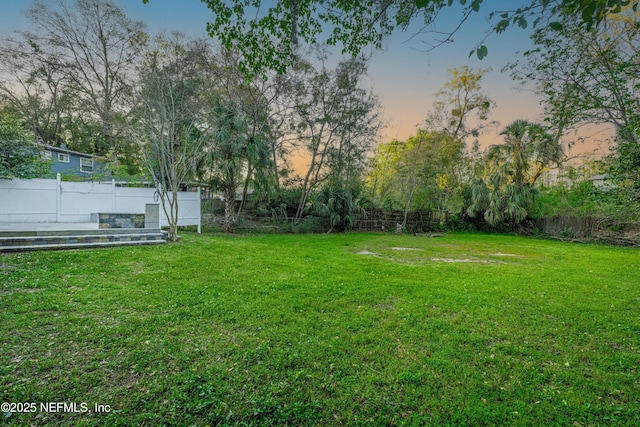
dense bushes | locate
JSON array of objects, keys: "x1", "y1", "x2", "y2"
[{"x1": 532, "y1": 181, "x2": 639, "y2": 222}]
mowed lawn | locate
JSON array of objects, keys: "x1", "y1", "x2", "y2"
[{"x1": 1, "y1": 232, "x2": 639, "y2": 426}]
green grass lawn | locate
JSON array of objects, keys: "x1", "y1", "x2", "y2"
[{"x1": 1, "y1": 232, "x2": 639, "y2": 426}]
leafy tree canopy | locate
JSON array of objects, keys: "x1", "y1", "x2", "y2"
[
  {"x1": 0, "y1": 113, "x2": 42, "y2": 179},
  {"x1": 143, "y1": 0, "x2": 639, "y2": 76},
  {"x1": 425, "y1": 66, "x2": 496, "y2": 143},
  {"x1": 366, "y1": 129, "x2": 464, "y2": 212}
]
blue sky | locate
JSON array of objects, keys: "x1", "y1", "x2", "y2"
[
  {"x1": 362, "y1": 0, "x2": 542, "y2": 143},
  {"x1": 3, "y1": 0, "x2": 596, "y2": 152}
]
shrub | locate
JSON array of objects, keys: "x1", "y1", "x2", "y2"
[{"x1": 309, "y1": 182, "x2": 364, "y2": 232}]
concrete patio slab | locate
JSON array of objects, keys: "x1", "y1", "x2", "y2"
[{"x1": 0, "y1": 222, "x2": 99, "y2": 232}]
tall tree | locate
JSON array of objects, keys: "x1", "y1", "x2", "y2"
[
  {"x1": 202, "y1": 101, "x2": 246, "y2": 233},
  {"x1": 213, "y1": 48, "x2": 275, "y2": 220},
  {"x1": 509, "y1": 9, "x2": 640, "y2": 200},
  {"x1": 425, "y1": 66, "x2": 497, "y2": 144},
  {"x1": 366, "y1": 66, "x2": 495, "y2": 215},
  {"x1": 290, "y1": 54, "x2": 381, "y2": 221},
  {"x1": 365, "y1": 139, "x2": 405, "y2": 208},
  {"x1": 365, "y1": 130, "x2": 464, "y2": 225},
  {"x1": 196, "y1": 47, "x2": 275, "y2": 232},
  {"x1": 202, "y1": 97, "x2": 273, "y2": 233},
  {"x1": 0, "y1": 36, "x2": 73, "y2": 146},
  {"x1": 21, "y1": 0, "x2": 147, "y2": 168},
  {"x1": 133, "y1": 34, "x2": 210, "y2": 241},
  {"x1": 510, "y1": 11, "x2": 640, "y2": 146}
]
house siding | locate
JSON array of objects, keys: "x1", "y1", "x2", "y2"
[{"x1": 42, "y1": 146, "x2": 106, "y2": 179}]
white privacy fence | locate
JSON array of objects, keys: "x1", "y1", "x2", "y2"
[{"x1": 0, "y1": 175, "x2": 200, "y2": 229}]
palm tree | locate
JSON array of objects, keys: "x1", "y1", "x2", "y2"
[
  {"x1": 491, "y1": 120, "x2": 563, "y2": 186},
  {"x1": 467, "y1": 120, "x2": 563, "y2": 226}
]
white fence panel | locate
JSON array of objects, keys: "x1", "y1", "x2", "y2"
[
  {"x1": 60, "y1": 181, "x2": 115, "y2": 222},
  {"x1": 114, "y1": 186, "x2": 154, "y2": 214},
  {"x1": 0, "y1": 176, "x2": 201, "y2": 229},
  {"x1": 0, "y1": 179, "x2": 58, "y2": 222},
  {"x1": 169, "y1": 190, "x2": 201, "y2": 228}
]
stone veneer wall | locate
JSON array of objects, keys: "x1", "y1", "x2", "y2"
[{"x1": 97, "y1": 213, "x2": 145, "y2": 229}]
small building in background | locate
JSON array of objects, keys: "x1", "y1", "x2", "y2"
[
  {"x1": 40, "y1": 144, "x2": 107, "y2": 180},
  {"x1": 587, "y1": 173, "x2": 613, "y2": 190}
]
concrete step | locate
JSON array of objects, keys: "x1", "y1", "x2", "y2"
[
  {"x1": 0, "y1": 233, "x2": 164, "y2": 247},
  {"x1": 0, "y1": 229, "x2": 166, "y2": 252},
  {"x1": 0, "y1": 228, "x2": 162, "y2": 237},
  {"x1": 0, "y1": 239, "x2": 166, "y2": 252}
]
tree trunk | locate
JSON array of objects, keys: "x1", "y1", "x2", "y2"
[
  {"x1": 237, "y1": 163, "x2": 254, "y2": 217},
  {"x1": 222, "y1": 178, "x2": 237, "y2": 232},
  {"x1": 223, "y1": 195, "x2": 235, "y2": 232},
  {"x1": 159, "y1": 188, "x2": 180, "y2": 242},
  {"x1": 271, "y1": 145, "x2": 281, "y2": 192},
  {"x1": 168, "y1": 190, "x2": 179, "y2": 242}
]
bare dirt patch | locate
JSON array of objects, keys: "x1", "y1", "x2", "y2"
[{"x1": 356, "y1": 250, "x2": 378, "y2": 256}]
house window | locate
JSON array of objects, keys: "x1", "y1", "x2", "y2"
[
  {"x1": 80, "y1": 158, "x2": 93, "y2": 173},
  {"x1": 43, "y1": 150, "x2": 52, "y2": 160},
  {"x1": 58, "y1": 153, "x2": 70, "y2": 163}
]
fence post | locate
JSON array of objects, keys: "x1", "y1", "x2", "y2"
[
  {"x1": 111, "y1": 179, "x2": 116, "y2": 212},
  {"x1": 56, "y1": 173, "x2": 61, "y2": 222},
  {"x1": 197, "y1": 186, "x2": 202, "y2": 234}
]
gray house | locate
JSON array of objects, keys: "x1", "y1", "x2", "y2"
[{"x1": 40, "y1": 144, "x2": 106, "y2": 179}]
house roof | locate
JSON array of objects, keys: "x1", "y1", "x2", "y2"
[
  {"x1": 588, "y1": 174, "x2": 609, "y2": 181},
  {"x1": 40, "y1": 144, "x2": 95, "y2": 159}
]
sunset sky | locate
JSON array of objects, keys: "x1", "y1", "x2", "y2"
[{"x1": 0, "y1": 0, "x2": 610, "y2": 158}]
